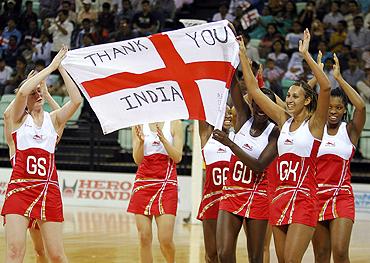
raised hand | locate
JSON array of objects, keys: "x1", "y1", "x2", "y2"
[
  {"x1": 317, "y1": 50, "x2": 324, "y2": 70},
  {"x1": 27, "y1": 70, "x2": 37, "y2": 79},
  {"x1": 134, "y1": 125, "x2": 144, "y2": 142},
  {"x1": 50, "y1": 45, "x2": 68, "y2": 71},
  {"x1": 333, "y1": 53, "x2": 341, "y2": 79},
  {"x1": 212, "y1": 129, "x2": 232, "y2": 147},
  {"x1": 299, "y1": 28, "x2": 311, "y2": 55},
  {"x1": 237, "y1": 35, "x2": 247, "y2": 55},
  {"x1": 39, "y1": 80, "x2": 48, "y2": 95}
]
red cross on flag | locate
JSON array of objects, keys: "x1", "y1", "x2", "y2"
[{"x1": 62, "y1": 20, "x2": 239, "y2": 134}]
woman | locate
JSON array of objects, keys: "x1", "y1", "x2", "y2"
[
  {"x1": 3, "y1": 75, "x2": 63, "y2": 263},
  {"x1": 213, "y1": 67, "x2": 280, "y2": 262},
  {"x1": 239, "y1": 28, "x2": 331, "y2": 262},
  {"x1": 197, "y1": 106, "x2": 233, "y2": 263},
  {"x1": 128, "y1": 120, "x2": 183, "y2": 263},
  {"x1": 312, "y1": 54, "x2": 366, "y2": 263},
  {"x1": 1, "y1": 46, "x2": 82, "y2": 263}
]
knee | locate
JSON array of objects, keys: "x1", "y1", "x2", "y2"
[
  {"x1": 7, "y1": 241, "x2": 26, "y2": 260},
  {"x1": 332, "y1": 246, "x2": 349, "y2": 262},
  {"x1": 204, "y1": 250, "x2": 218, "y2": 263},
  {"x1": 217, "y1": 247, "x2": 234, "y2": 263},
  {"x1": 48, "y1": 251, "x2": 66, "y2": 263},
  {"x1": 158, "y1": 235, "x2": 173, "y2": 250},
  {"x1": 314, "y1": 247, "x2": 331, "y2": 263},
  {"x1": 138, "y1": 232, "x2": 152, "y2": 247},
  {"x1": 248, "y1": 252, "x2": 264, "y2": 263},
  {"x1": 284, "y1": 255, "x2": 299, "y2": 263}
]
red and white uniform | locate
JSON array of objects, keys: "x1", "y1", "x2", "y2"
[
  {"x1": 127, "y1": 122, "x2": 178, "y2": 216},
  {"x1": 197, "y1": 135, "x2": 232, "y2": 220},
  {"x1": 219, "y1": 118, "x2": 275, "y2": 219},
  {"x1": 316, "y1": 123, "x2": 355, "y2": 221},
  {"x1": 270, "y1": 118, "x2": 320, "y2": 227},
  {"x1": 1, "y1": 113, "x2": 63, "y2": 222}
]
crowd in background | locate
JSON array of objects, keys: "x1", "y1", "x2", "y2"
[{"x1": 0, "y1": 0, "x2": 369, "y2": 101}]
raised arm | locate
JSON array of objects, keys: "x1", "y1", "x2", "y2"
[
  {"x1": 157, "y1": 120, "x2": 184, "y2": 163},
  {"x1": 212, "y1": 127, "x2": 279, "y2": 172},
  {"x1": 239, "y1": 37, "x2": 288, "y2": 128},
  {"x1": 333, "y1": 54, "x2": 366, "y2": 145},
  {"x1": 230, "y1": 75, "x2": 251, "y2": 131},
  {"x1": 51, "y1": 53, "x2": 83, "y2": 131},
  {"x1": 10, "y1": 49, "x2": 67, "y2": 124},
  {"x1": 307, "y1": 51, "x2": 322, "y2": 89},
  {"x1": 132, "y1": 125, "x2": 145, "y2": 165},
  {"x1": 299, "y1": 29, "x2": 330, "y2": 139}
]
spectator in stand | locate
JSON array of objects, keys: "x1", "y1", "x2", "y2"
[
  {"x1": 280, "y1": 1, "x2": 297, "y2": 33},
  {"x1": 152, "y1": 0, "x2": 176, "y2": 30},
  {"x1": 0, "y1": 57, "x2": 13, "y2": 95},
  {"x1": 285, "y1": 20, "x2": 303, "y2": 55},
  {"x1": 40, "y1": 0, "x2": 60, "y2": 20},
  {"x1": 283, "y1": 51, "x2": 303, "y2": 81},
  {"x1": 0, "y1": 0, "x2": 20, "y2": 28},
  {"x1": 323, "y1": 57, "x2": 339, "y2": 90},
  {"x1": 314, "y1": 41, "x2": 333, "y2": 65},
  {"x1": 23, "y1": 19, "x2": 41, "y2": 47},
  {"x1": 132, "y1": 0, "x2": 159, "y2": 36},
  {"x1": 309, "y1": 19, "x2": 326, "y2": 54},
  {"x1": 298, "y1": 1, "x2": 316, "y2": 29},
  {"x1": 228, "y1": 0, "x2": 252, "y2": 16},
  {"x1": 365, "y1": 10, "x2": 370, "y2": 30},
  {"x1": 115, "y1": 0, "x2": 135, "y2": 27},
  {"x1": 32, "y1": 32, "x2": 52, "y2": 66},
  {"x1": 110, "y1": 18, "x2": 138, "y2": 42},
  {"x1": 98, "y1": 2, "x2": 116, "y2": 33},
  {"x1": 323, "y1": 1, "x2": 344, "y2": 34},
  {"x1": 3, "y1": 35, "x2": 20, "y2": 68},
  {"x1": 18, "y1": 1, "x2": 38, "y2": 32},
  {"x1": 75, "y1": 18, "x2": 93, "y2": 49},
  {"x1": 263, "y1": 58, "x2": 284, "y2": 99},
  {"x1": 267, "y1": 39, "x2": 289, "y2": 71},
  {"x1": 81, "y1": 33, "x2": 94, "y2": 48},
  {"x1": 3, "y1": 56, "x2": 27, "y2": 94},
  {"x1": 356, "y1": 65, "x2": 370, "y2": 101},
  {"x1": 61, "y1": 0, "x2": 77, "y2": 25},
  {"x1": 343, "y1": 53, "x2": 366, "y2": 88},
  {"x1": 48, "y1": 10, "x2": 74, "y2": 58},
  {"x1": 21, "y1": 39, "x2": 34, "y2": 63},
  {"x1": 212, "y1": 2, "x2": 234, "y2": 22},
  {"x1": 78, "y1": 0, "x2": 98, "y2": 25},
  {"x1": 268, "y1": 0, "x2": 284, "y2": 16},
  {"x1": 337, "y1": 44, "x2": 351, "y2": 72},
  {"x1": 91, "y1": 22, "x2": 110, "y2": 44},
  {"x1": 345, "y1": 16, "x2": 370, "y2": 54},
  {"x1": 258, "y1": 23, "x2": 282, "y2": 58},
  {"x1": 2, "y1": 17, "x2": 22, "y2": 48},
  {"x1": 344, "y1": 1, "x2": 363, "y2": 31},
  {"x1": 242, "y1": 33, "x2": 260, "y2": 64},
  {"x1": 329, "y1": 20, "x2": 348, "y2": 53},
  {"x1": 232, "y1": 6, "x2": 244, "y2": 34}
]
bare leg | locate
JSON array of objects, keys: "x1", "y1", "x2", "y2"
[
  {"x1": 312, "y1": 221, "x2": 331, "y2": 263},
  {"x1": 29, "y1": 227, "x2": 49, "y2": 263},
  {"x1": 330, "y1": 218, "x2": 353, "y2": 263},
  {"x1": 284, "y1": 223, "x2": 315, "y2": 263},
  {"x1": 37, "y1": 220, "x2": 67, "y2": 263},
  {"x1": 245, "y1": 218, "x2": 268, "y2": 263},
  {"x1": 135, "y1": 214, "x2": 153, "y2": 263},
  {"x1": 216, "y1": 210, "x2": 243, "y2": 263},
  {"x1": 272, "y1": 225, "x2": 288, "y2": 263},
  {"x1": 202, "y1": 219, "x2": 219, "y2": 263},
  {"x1": 4, "y1": 214, "x2": 29, "y2": 263},
  {"x1": 263, "y1": 224, "x2": 273, "y2": 263},
  {"x1": 155, "y1": 214, "x2": 176, "y2": 263}
]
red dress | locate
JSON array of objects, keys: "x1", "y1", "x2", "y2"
[
  {"x1": 1, "y1": 113, "x2": 63, "y2": 222},
  {"x1": 270, "y1": 118, "x2": 319, "y2": 227},
  {"x1": 197, "y1": 135, "x2": 232, "y2": 220},
  {"x1": 316, "y1": 123, "x2": 355, "y2": 221},
  {"x1": 127, "y1": 122, "x2": 178, "y2": 216},
  {"x1": 219, "y1": 118, "x2": 275, "y2": 219}
]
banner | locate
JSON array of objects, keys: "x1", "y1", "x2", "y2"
[
  {"x1": 62, "y1": 20, "x2": 239, "y2": 134},
  {"x1": 0, "y1": 168, "x2": 192, "y2": 212}
]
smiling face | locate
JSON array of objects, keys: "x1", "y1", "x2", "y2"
[
  {"x1": 286, "y1": 85, "x2": 310, "y2": 116},
  {"x1": 328, "y1": 96, "x2": 346, "y2": 125},
  {"x1": 252, "y1": 101, "x2": 269, "y2": 123}
]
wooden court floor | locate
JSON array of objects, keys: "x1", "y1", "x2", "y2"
[{"x1": 1, "y1": 206, "x2": 370, "y2": 263}]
